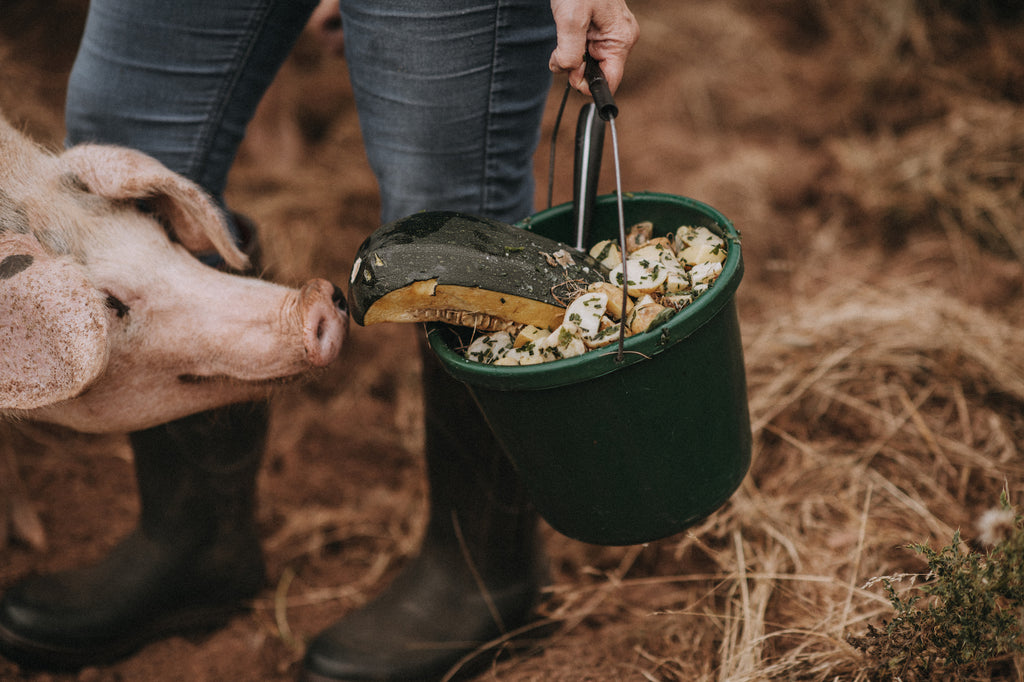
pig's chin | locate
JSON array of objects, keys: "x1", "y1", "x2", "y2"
[{"x1": 176, "y1": 372, "x2": 309, "y2": 387}]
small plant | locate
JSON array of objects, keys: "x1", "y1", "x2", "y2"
[{"x1": 849, "y1": 492, "x2": 1024, "y2": 681}]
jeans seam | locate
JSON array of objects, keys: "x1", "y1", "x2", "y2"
[
  {"x1": 189, "y1": 2, "x2": 277, "y2": 190},
  {"x1": 480, "y1": 0, "x2": 505, "y2": 216}
]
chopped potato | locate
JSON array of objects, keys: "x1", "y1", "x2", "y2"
[
  {"x1": 609, "y1": 256, "x2": 667, "y2": 296},
  {"x1": 514, "y1": 324, "x2": 548, "y2": 348},
  {"x1": 563, "y1": 292, "x2": 608, "y2": 344},
  {"x1": 627, "y1": 300, "x2": 669, "y2": 334},
  {"x1": 463, "y1": 219, "x2": 728, "y2": 365},
  {"x1": 588, "y1": 239, "x2": 622, "y2": 269},
  {"x1": 625, "y1": 221, "x2": 654, "y2": 252},
  {"x1": 465, "y1": 331, "x2": 514, "y2": 364},
  {"x1": 587, "y1": 281, "x2": 633, "y2": 320},
  {"x1": 675, "y1": 225, "x2": 727, "y2": 265}
]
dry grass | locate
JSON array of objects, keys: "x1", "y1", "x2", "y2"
[
  {"x1": 814, "y1": 0, "x2": 1024, "y2": 263},
  {"x1": 473, "y1": 261, "x2": 1024, "y2": 681},
  {"x1": 473, "y1": 3, "x2": 1024, "y2": 677},
  {"x1": 830, "y1": 99, "x2": 1024, "y2": 262},
  {"x1": 2, "y1": 0, "x2": 1024, "y2": 680}
]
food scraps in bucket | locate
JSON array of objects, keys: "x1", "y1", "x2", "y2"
[{"x1": 463, "y1": 222, "x2": 726, "y2": 365}]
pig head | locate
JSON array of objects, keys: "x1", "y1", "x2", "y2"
[{"x1": 0, "y1": 114, "x2": 348, "y2": 434}]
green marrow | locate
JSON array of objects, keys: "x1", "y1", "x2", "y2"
[{"x1": 348, "y1": 211, "x2": 608, "y2": 331}]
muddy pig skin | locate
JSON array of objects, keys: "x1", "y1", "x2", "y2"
[{"x1": 0, "y1": 113, "x2": 348, "y2": 434}]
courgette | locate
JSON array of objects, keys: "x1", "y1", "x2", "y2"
[{"x1": 348, "y1": 211, "x2": 608, "y2": 331}]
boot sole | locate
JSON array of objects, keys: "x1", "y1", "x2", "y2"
[
  {"x1": 0, "y1": 602, "x2": 250, "y2": 672},
  {"x1": 299, "y1": 615, "x2": 559, "y2": 682}
]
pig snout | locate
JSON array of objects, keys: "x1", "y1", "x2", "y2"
[{"x1": 300, "y1": 279, "x2": 348, "y2": 368}]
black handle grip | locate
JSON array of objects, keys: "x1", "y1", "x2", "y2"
[
  {"x1": 584, "y1": 53, "x2": 618, "y2": 120},
  {"x1": 572, "y1": 103, "x2": 606, "y2": 250}
]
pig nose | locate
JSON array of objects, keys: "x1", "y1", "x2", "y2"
[{"x1": 301, "y1": 279, "x2": 348, "y2": 367}]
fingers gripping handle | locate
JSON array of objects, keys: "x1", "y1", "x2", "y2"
[{"x1": 584, "y1": 53, "x2": 618, "y2": 120}]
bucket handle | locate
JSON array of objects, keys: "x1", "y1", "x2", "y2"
[{"x1": 546, "y1": 55, "x2": 630, "y2": 361}]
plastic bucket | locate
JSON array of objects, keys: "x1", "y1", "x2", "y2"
[{"x1": 426, "y1": 192, "x2": 751, "y2": 545}]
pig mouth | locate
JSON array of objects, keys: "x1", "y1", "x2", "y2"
[{"x1": 177, "y1": 373, "x2": 307, "y2": 387}]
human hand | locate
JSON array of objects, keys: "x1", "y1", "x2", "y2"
[
  {"x1": 309, "y1": 0, "x2": 344, "y2": 56},
  {"x1": 549, "y1": 0, "x2": 639, "y2": 95}
]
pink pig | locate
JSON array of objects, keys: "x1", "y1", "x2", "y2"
[{"x1": 0, "y1": 113, "x2": 348, "y2": 546}]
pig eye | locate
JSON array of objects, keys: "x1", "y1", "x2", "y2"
[
  {"x1": 135, "y1": 199, "x2": 159, "y2": 220},
  {"x1": 135, "y1": 200, "x2": 174, "y2": 233},
  {"x1": 105, "y1": 294, "x2": 130, "y2": 318}
]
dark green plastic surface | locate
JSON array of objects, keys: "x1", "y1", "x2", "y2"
[{"x1": 427, "y1": 192, "x2": 752, "y2": 545}]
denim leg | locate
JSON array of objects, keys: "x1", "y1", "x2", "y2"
[
  {"x1": 337, "y1": 0, "x2": 556, "y2": 224},
  {"x1": 65, "y1": 0, "x2": 317, "y2": 200}
]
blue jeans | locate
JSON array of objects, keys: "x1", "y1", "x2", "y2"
[{"x1": 66, "y1": 0, "x2": 556, "y2": 224}]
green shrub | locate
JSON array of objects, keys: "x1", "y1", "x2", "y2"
[{"x1": 850, "y1": 493, "x2": 1024, "y2": 680}]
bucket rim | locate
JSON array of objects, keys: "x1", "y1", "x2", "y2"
[{"x1": 427, "y1": 192, "x2": 743, "y2": 391}]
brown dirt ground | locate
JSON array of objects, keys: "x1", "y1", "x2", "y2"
[{"x1": 2, "y1": 0, "x2": 1024, "y2": 680}]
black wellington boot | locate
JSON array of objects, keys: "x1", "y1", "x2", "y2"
[
  {"x1": 0, "y1": 401, "x2": 269, "y2": 671},
  {"x1": 301, "y1": 341, "x2": 546, "y2": 682}
]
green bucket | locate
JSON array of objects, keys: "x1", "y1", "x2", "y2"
[{"x1": 426, "y1": 192, "x2": 751, "y2": 545}]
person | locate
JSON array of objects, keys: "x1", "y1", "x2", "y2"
[{"x1": 0, "y1": 0, "x2": 638, "y2": 679}]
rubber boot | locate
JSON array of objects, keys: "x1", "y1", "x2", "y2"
[
  {"x1": 301, "y1": 341, "x2": 545, "y2": 682},
  {"x1": 0, "y1": 401, "x2": 270, "y2": 672}
]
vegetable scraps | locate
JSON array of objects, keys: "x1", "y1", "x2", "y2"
[{"x1": 464, "y1": 221, "x2": 727, "y2": 365}]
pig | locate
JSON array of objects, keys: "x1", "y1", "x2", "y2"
[{"x1": 0, "y1": 112, "x2": 349, "y2": 547}]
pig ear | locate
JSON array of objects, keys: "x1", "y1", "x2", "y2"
[
  {"x1": 62, "y1": 144, "x2": 248, "y2": 270},
  {"x1": 0, "y1": 233, "x2": 110, "y2": 410}
]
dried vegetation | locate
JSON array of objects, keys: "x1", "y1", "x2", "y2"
[{"x1": 1, "y1": 0, "x2": 1023, "y2": 680}]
